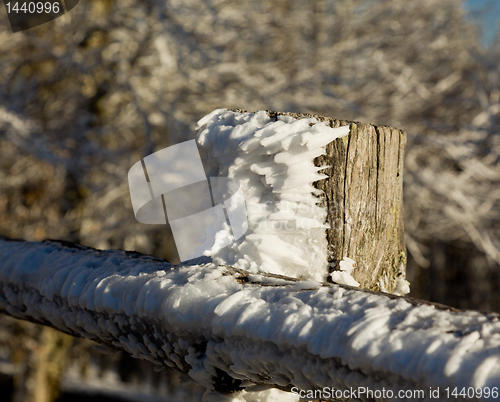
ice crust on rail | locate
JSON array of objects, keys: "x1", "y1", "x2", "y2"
[
  {"x1": 196, "y1": 109, "x2": 350, "y2": 281},
  {"x1": 0, "y1": 239, "x2": 500, "y2": 401}
]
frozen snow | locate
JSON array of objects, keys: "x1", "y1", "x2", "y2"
[
  {"x1": 196, "y1": 109, "x2": 350, "y2": 282},
  {"x1": 1, "y1": 238, "x2": 500, "y2": 401},
  {"x1": 330, "y1": 257, "x2": 360, "y2": 287},
  {"x1": 393, "y1": 276, "x2": 411, "y2": 296},
  {"x1": 203, "y1": 388, "x2": 297, "y2": 402}
]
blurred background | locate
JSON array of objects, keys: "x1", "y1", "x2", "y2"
[{"x1": 0, "y1": 0, "x2": 499, "y2": 401}]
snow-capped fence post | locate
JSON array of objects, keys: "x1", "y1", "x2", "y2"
[{"x1": 231, "y1": 110, "x2": 407, "y2": 293}]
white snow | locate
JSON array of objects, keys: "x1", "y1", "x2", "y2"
[
  {"x1": 330, "y1": 257, "x2": 360, "y2": 287},
  {"x1": 196, "y1": 109, "x2": 350, "y2": 282},
  {"x1": 393, "y1": 276, "x2": 410, "y2": 296},
  {"x1": 203, "y1": 388, "x2": 297, "y2": 402},
  {"x1": 1, "y1": 238, "x2": 500, "y2": 401},
  {"x1": 291, "y1": 279, "x2": 322, "y2": 290}
]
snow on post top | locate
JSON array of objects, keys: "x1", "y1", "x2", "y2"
[{"x1": 195, "y1": 109, "x2": 350, "y2": 281}]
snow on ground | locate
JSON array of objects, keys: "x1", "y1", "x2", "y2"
[{"x1": 61, "y1": 361, "x2": 205, "y2": 402}]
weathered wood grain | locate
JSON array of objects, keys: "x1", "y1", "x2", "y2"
[{"x1": 232, "y1": 110, "x2": 407, "y2": 292}]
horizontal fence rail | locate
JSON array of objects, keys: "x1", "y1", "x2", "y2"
[{"x1": 0, "y1": 237, "x2": 499, "y2": 401}]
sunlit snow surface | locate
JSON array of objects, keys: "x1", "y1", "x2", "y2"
[
  {"x1": 1, "y1": 239, "x2": 500, "y2": 401},
  {"x1": 196, "y1": 109, "x2": 350, "y2": 281},
  {"x1": 330, "y1": 257, "x2": 360, "y2": 287}
]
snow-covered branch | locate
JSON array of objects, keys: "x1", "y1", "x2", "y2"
[{"x1": 0, "y1": 237, "x2": 499, "y2": 401}]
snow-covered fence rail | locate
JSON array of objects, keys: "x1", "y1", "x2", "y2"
[{"x1": 1, "y1": 237, "x2": 499, "y2": 401}]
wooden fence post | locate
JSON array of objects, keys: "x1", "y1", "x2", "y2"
[{"x1": 233, "y1": 110, "x2": 407, "y2": 292}]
